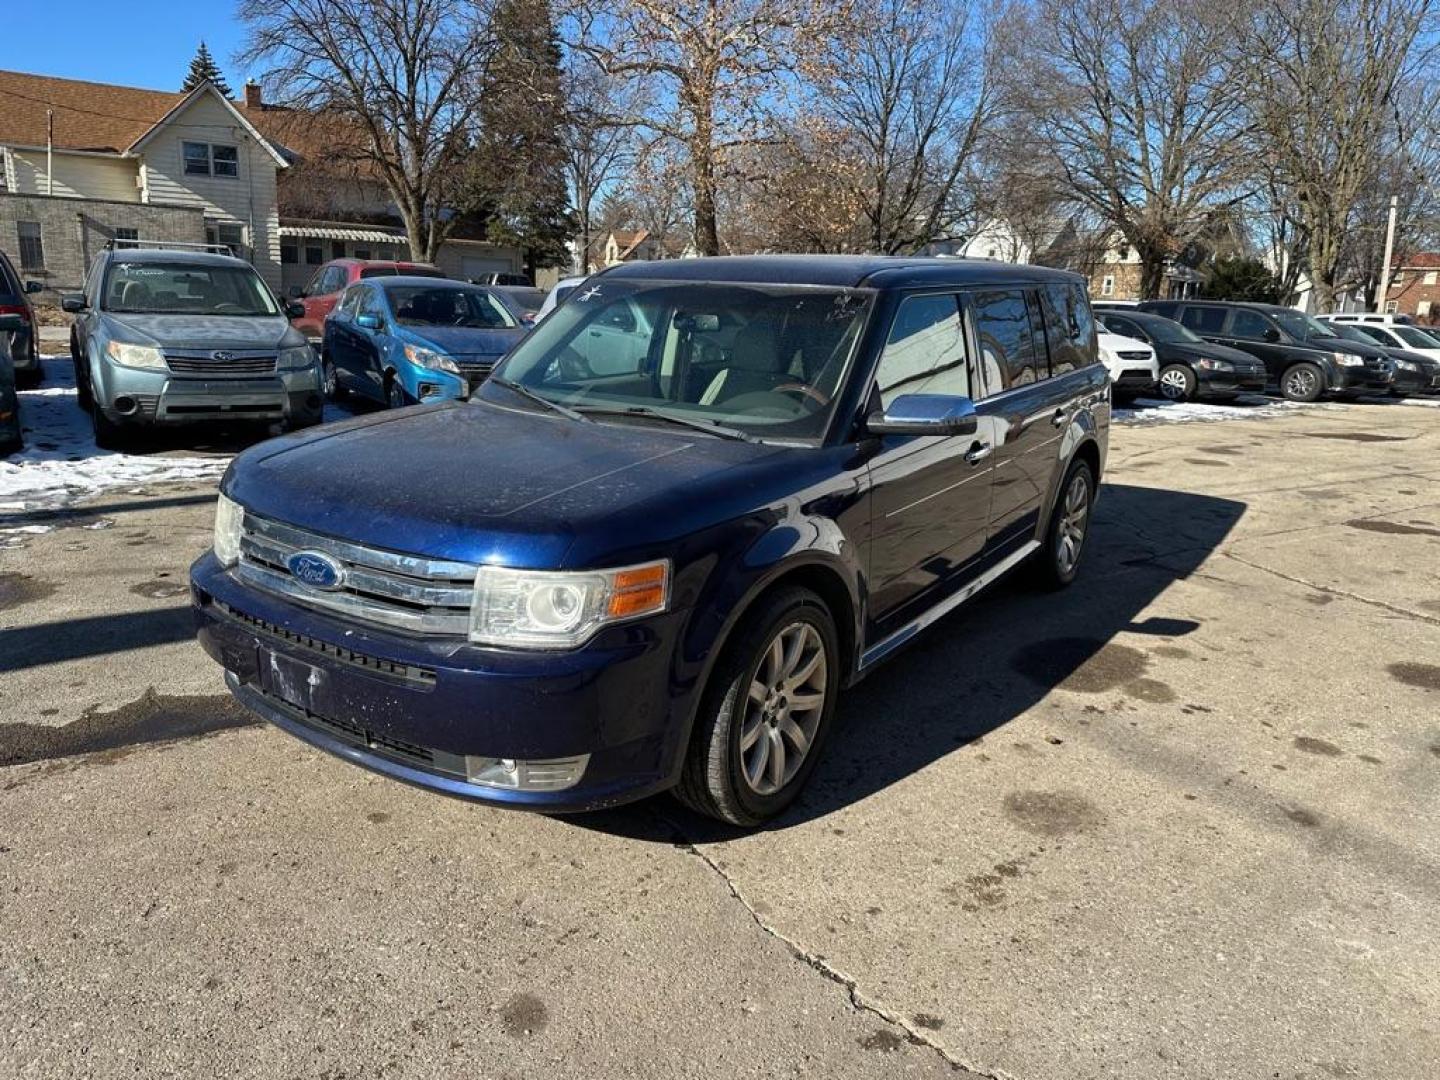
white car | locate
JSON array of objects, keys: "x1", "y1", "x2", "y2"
[
  {"x1": 1320, "y1": 317, "x2": 1440, "y2": 364},
  {"x1": 1098, "y1": 331, "x2": 1158, "y2": 399},
  {"x1": 535, "y1": 275, "x2": 588, "y2": 322}
]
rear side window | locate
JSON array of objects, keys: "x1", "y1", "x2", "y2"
[
  {"x1": 1040, "y1": 284, "x2": 1095, "y2": 375},
  {"x1": 875, "y1": 294, "x2": 969, "y2": 408},
  {"x1": 1180, "y1": 306, "x2": 1226, "y2": 333},
  {"x1": 970, "y1": 289, "x2": 1043, "y2": 391},
  {"x1": 1228, "y1": 309, "x2": 1272, "y2": 340}
]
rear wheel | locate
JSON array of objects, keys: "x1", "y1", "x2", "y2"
[
  {"x1": 1281, "y1": 362, "x2": 1324, "y2": 402},
  {"x1": 675, "y1": 587, "x2": 840, "y2": 826},
  {"x1": 1157, "y1": 363, "x2": 1196, "y2": 402},
  {"x1": 1033, "y1": 460, "x2": 1095, "y2": 590}
]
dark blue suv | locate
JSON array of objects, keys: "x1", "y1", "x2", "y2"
[{"x1": 190, "y1": 257, "x2": 1109, "y2": 824}]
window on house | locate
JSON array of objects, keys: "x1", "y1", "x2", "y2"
[
  {"x1": 1117, "y1": 245, "x2": 1129, "y2": 260},
  {"x1": 1391, "y1": 271, "x2": 1404, "y2": 287},
  {"x1": 305, "y1": 246, "x2": 324, "y2": 265},
  {"x1": 1101, "y1": 275, "x2": 1115, "y2": 297},
  {"x1": 113, "y1": 227, "x2": 139, "y2": 244},
  {"x1": 1385, "y1": 300, "x2": 1399, "y2": 314},
  {"x1": 332, "y1": 241, "x2": 346, "y2": 260},
  {"x1": 280, "y1": 243, "x2": 298, "y2": 264},
  {"x1": 1424, "y1": 271, "x2": 1437, "y2": 286},
  {"x1": 184, "y1": 142, "x2": 238, "y2": 177},
  {"x1": 206, "y1": 223, "x2": 246, "y2": 257},
  {"x1": 354, "y1": 248, "x2": 372, "y2": 260},
  {"x1": 17, "y1": 221, "x2": 44, "y2": 269}
]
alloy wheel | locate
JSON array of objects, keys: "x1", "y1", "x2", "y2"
[
  {"x1": 321, "y1": 357, "x2": 336, "y2": 397},
  {"x1": 739, "y1": 621, "x2": 828, "y2": 796},
  {"x1": 1159, "y1": 368, "x2": 1189, "y2": 400},
  {"x1": 1056, "y1": 472, "x2": 1090, "y2": 575},
  {"x1": 1285, "y1": 368, "x2": 1317, "y2": 399}
]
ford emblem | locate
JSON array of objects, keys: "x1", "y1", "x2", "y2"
[
  {"x1": 287, "y1": 550, "x2": 344, "y2": 591},
  {"x1": 212, "y1": 351, "x2": 234, "y2": 361}
]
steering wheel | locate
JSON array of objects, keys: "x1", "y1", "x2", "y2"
[{"x1": 773, "y1": 382, "x2": 829, "y2": 407}]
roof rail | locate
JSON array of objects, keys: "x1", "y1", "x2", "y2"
[{"x1": 103, "y1": 238, "x2": 239, "y2": 256}]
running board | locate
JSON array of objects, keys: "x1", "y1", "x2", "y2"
[{"x1": 858, "y1": 540, "x2": 1042, "y2": 672}]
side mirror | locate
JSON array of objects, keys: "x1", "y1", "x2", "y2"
[
  {"x1": 24, "y1": 280, "x2": 44, "y2": 295},
  {"x1": 866, "y1": 394, "x2": 978, "y2": 437},
  {"x1": 288, "y1": 285, "x2": 305, "y2": 300},
  {"x1": 285, "y1": 300, "x2": 306, "y2": 319},
  {"x1": 61, "y1": 294, "x2": 87, "y2": 314},
  {"x1": 356, "y1": 313, "x2": 383, "y2": 331},
  {"x1": 1262, "y1": 327, "x2": 1280, "y2": 343},
  {"x1": 0, "y1": 314, "x2": 23, "y2": 332}
]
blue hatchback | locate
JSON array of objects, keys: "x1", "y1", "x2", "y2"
[
  {"x1": 321, "y1": 277, "x2": 526, "y2": 408},
  {"x1": 192, "y1": 256, "x2": 1109, "y2": 825}
]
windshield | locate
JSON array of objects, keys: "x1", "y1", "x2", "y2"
[
  {"x1": 1394, "y1": 324, "x2": 1440, "y2": 348},
  {"x1": 484, "y1": 280, "x2": 874, "y2": 443},
  {"x1": 102, "y1": 261, "x2": 279, "y2": 316},
  {"x1": 1274, "y1": 311, "x2": 1337, "y2": 340},
  {"x1": 1137, "y1": 316, "x2": 1200, "y2": 344},
  {"x1": 389, "y1": 286, "x2": 517, "y2": 329},
  {"x1": 1330, "y1": 323, "x2": 1383, "y2": 346}
]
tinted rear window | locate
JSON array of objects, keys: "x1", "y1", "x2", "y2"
[
  {"x1": 972, "y1": 288, "x2": 1044, "y2": 389},
  {"x1": 1180, "y1": 306, "x2": 1226, "y2": 333}
]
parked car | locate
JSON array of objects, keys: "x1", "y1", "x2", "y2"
[
  {"x1": 1322, "y1": 312, "x2": 1416, "y2": 327},
  {"x1": 321, "y1": 277, "x2": 526, "y2": 407},
  {"x1": 1097, "y1": 329, "x2": 1158, "y2": 399},
  {"x1": 0, "y1": 247, "x2": 44, "y2": 388},
  {"x1": 1139, "y1": 300, "x2": 1393, "y2": 401},
  {"x1": 288, "y1": 258, "x2": 445, "y2": 344},
  {"x1": 1320, "y1": 321, "x2": 1439, "y2": 395},
  {"x1": 1096, "y1": 309, "x2": 1266, "y2": 401},
  {"x1": 65, "y1": 244, "x2": 323, "y2": 449},
  {"x1": 1322, "y1": 318, "x2": 1440, "y2": 365},
  {"x1": 191, "y1": 255, "x2": 1109, "y2": 825},
  {"x1": 490, "y1": 284, "x2": 547, "y2": 325},
  {"x1": 0, "y1": 312, "x2": 23, "y2": 454},
  {"x1": 535, "y1": 275, "x2": 587, "y2": 321}
]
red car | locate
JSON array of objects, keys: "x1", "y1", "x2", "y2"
[{"x1": 288, "y1": 258, "x2": 446, "y2": 343}]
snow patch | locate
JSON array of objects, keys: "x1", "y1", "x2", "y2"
[{"x1": 1115, "y1": 394, "x2": 1351, "y2": 425}]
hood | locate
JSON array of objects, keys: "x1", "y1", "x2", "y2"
[
  {"x1": 1383, "y1": 348, "x2": 1440, "y2": 373},
  {"x1": 1099, "y1": 332, "x2": 1152, "y2": 355},
  {"x1": 1163, "y1": 340, "x2": 1259, "y2": 366},
  {"x1": 104, "y1": 312, "x2": 304, "y2": 351},
  {"x1": 224, "y1": 396, "x2": 808, "y2": 568},
  {"x1": 404, "y1": 324, "x2": 525, "y2": 359}
]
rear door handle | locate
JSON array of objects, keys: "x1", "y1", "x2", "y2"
[{"x1": 964, "y1": 443, "x2": 993, "y2": 465}]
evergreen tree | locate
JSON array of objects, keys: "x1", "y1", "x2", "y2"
[
  {"x1": 182, "y1": 41, "x2": 233, "y2": 97},
  {"x1": 472, "y1": 0, "x2": 575, "y2": 272}
]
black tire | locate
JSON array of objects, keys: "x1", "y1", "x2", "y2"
[
  {"x1": 1280, "y1": 362, "x2": 1324, "y2": 402},
  {"x1": 1156, "y1": 363, "x2": 1196, "y2": 402},
  {"x1": 74, "y1": 347, "x2": 93, "y2": 412},
  {"x1": 1033, "y1": 459, "x2": 1095, "y2": 591},
  {"x1": 91, "y1": 403, "x2": 131, "y2": 452},
  {"x1": 321, "y1": 353, "x2": 346, "y2": 401},
  {"x1": 675, "y1": 587, "x2": 841, "y2": 826},
  {"x1": 386, "y1": 378, "x2": 407, "y2": 410}
]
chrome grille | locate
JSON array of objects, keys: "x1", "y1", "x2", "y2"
[
  {"x1": 1117, "y1": 350, "x2": 1152, "y2": 362},
  {"x1": 164, "y1": 349, "x2": 278, "y2": 375},
  {"x1": 235, "y1": 513, "x2": 477, "y2": 635}
]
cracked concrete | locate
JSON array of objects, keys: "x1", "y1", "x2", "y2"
[{"x1": 4, "y1": 387, "x2": 1440, "y2": 1078}]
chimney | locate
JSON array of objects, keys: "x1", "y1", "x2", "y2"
[{"x1": 244, "y1": 80, "x2": 262, "y2": 109}]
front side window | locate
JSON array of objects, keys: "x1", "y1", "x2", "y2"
[
  {"x1": 101, "y1": 261, "x2": 279, "y2": 316},
  {"x1": 389, "y1": 286, "x2": 517, "y2": 330},
  {"x1": 875, "y1": 294, "x2": 968, "y2": 408},
  {"x1": 487, "y1": 280, "x2": 874, "y2": 443},
  {"x1": 970, "y1": 288, "x2": 1043, "y2": 391},
  {"x1": 16, "y1": 221, "x2": 44, "y2": 269},
  {"x1": 1273, "y1": 310, "x2": 1335, "y2": 340},
  {"x1": 356, "y1": 286, "x2": 382, "y2": 319},
  {"x1": 1228, "y1": 309, "x2": 1273, "y2": 340},
  {"x1": 338, "y1": 285, "x2": 365, "y2": 316}
]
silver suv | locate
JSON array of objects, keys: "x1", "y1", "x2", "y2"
[{"x1": 64, "y1": 244, "x2": 323, "y2": 449}]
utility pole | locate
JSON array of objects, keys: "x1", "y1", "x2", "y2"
[{"x1": 1376, "y1": 194, "x2": 1398, "y2": 313}]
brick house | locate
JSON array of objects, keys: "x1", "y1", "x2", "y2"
[
  {"x1": 0, "y1": 70, "x2": 525, "y2": 297},
  {"x1": 1381, "y1": 253, "x2": 1440, "y2": 323}
]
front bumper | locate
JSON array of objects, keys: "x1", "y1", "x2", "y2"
[
  {"x1": 98, "y1": 367, "x2": 324, "y2": 426},
  {"x1": 1113, "y1": 368, "x2": 1157, "y2": 390},
  {"x1": 189, "y1": 552, "x2": 690, "y2": 812},
  {"x1": 1387, "y1": 367, "x2": 1429, "y2": 395},
  {"x1": 1331, "y1": 365, "x2": 1392, "y2": 393}
]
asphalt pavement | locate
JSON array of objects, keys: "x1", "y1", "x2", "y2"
[{"x1": 3, "y1": 384, "x2": 1439, "y2": 1079}]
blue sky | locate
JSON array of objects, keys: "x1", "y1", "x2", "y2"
[{"x1": 1, "y1": 2, "x2": 252, "y2": 92}]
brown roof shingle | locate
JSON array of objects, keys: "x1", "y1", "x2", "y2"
[{"x1": 0, "y1": 69, "x2": 183, "y2": 153}]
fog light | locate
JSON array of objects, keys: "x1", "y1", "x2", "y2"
[
  {"x1": 464, "y1": 754, "x2": 590, "y2": 791},
  {"x1": 418, "y1": 382, "x2": 442, "y2": 399}
]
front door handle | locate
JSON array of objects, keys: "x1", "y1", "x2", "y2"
[
  {"x1": 1051, "y1": 409, "x2": 1066, "y2": 429},
  {"x1": 964, "y1": 442, "x2": 993, "y2": 466}
]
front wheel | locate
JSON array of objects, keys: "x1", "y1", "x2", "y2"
[
  {"x1": 1281, "y1": 362, "x2": 1324, "y2": 402},
  {"x1": 321, "y1": 354, "x2": 345, "y2": 400},
  {"x1": 386, "y1": 378, "x2": 407, "y2": 410},
  {"x1": 675, "y1": 587, "x2": 840, "y2": 826},
  {"x1": 1157, "y1": 363, "x2": 1196, "y2": 402},
  {"x1": 91, "y1": 403, "x2": 131, "y2": 452},
  {"x1": 1033, "y1": 459, "x2": 1095, "y2": 590}
]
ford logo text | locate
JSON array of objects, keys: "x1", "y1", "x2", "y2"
[{"x1": 286, "y1": 550, "x2": 344, "y2": 591}]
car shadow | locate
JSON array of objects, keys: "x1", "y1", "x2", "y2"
[{"x1": 576, "y1": 482, "x2": 1247, "y2": 842}]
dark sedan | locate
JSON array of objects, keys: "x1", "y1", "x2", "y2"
[
  {"x1": 1095, "y1": 308, "x2": 1265, "y2": 401},
  {"x1": 1323, "y1": 322, "x2": 1439, "y2": 396}
]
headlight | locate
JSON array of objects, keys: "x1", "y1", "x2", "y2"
[
  {"x1": 105, "y1": 341, "x2": 166, "y2": 370},
  {"x1": 1396, "y1": 359, "x2": 1418, "y2": 371},
  {"x1": 213, "y1": 492, "x2": 244, "y2": 568},
  {"x1": 470, "y1": 560, "x2": 670, "y2": 649},
  {"x1": 404, "y1": 344, "x2": 460, "y2": 374},
  {"x1": 278, "y1": 345, "x2": 316, "y2": 370},
  {"x1": 1194, "y1": 358, "x2": 1233, "y2": 371},
  {"x1": 1332, "y1": 352, "x2": 1364, "y2": 367}
]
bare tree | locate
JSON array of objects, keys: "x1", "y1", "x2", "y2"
[
  {"x1": 570, "y1": 0, "x2": 844, "y2": 256},
  {"x1": 1003, "y1": 0, "x2": 1252, "y2": 298},
  {"x1": 562, "y1": 60, "x2": 641, "y2": 274},
  {"x1": 238, "y1": 0, "x2": 494, "y2": 262},
  {"x1": 1240, "y1": 0, "x2": 1437, "y2": 311},
  {"x1": 813, "y1": 0, "x2": 999, "y2": 253}
]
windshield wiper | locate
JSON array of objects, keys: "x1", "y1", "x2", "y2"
[
  {"x1": 575, "y1": 405, "x2": 755, "y2": 442},
  {"x1": 489, "y1": 376, "x2": 587, "y2": 422}
]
